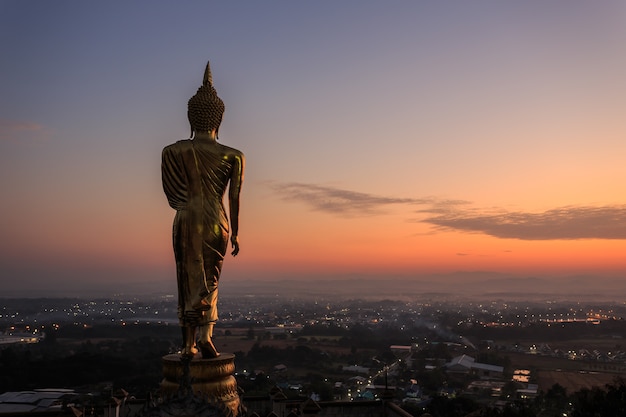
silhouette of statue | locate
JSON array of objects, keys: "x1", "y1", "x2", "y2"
[{"x1": 162, "y1": 62, "x2": 244, "y2": 358}]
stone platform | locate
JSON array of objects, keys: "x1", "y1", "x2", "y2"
[{"x1": 161, "y1": 353, "x2": 241, "y2": 416}]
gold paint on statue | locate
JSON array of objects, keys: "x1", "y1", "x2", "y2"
[{"x1": 162, "y1": 62, "x2": 245, "y2": 359}]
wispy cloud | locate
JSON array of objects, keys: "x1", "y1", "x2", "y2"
[
  {"x1": 268, "y1": 182, "x2": 436, "y2": 217},
  {"x1": 269, "y1": 181, "x2": 626, "y2": 240},
  {"x1": 0, "y1": 119, "x2": 49, "y2": 141},
  {"x1": 423, "y1": 205, "x2": 626, "y2": 240}
]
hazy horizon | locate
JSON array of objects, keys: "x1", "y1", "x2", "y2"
[{"x1": 3, "y1": 272, "x2": 625, "y2": 302}]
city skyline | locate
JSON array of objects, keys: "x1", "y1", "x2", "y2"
[{"x1": 1, "y1": 2, "x2": 625, "y2": 296}]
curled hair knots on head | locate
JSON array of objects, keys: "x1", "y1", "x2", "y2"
[{"x1": 187, "y1": 61, "x2": 225, "y2": 135}]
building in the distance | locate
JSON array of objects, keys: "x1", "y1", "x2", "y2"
[{"x1": 445, "y1": 355, "x2": 504, "y2": 379}]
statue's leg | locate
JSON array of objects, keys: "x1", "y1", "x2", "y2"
[
  {"x1": 198, "y1": 322, "x2": 219, "y2": 358},
  {"x1": 181, "y1": 325, "x2": 198, "y2": 358},
  {"x1": 196, "y1": 230, "x2": 224, "y2": 359}
]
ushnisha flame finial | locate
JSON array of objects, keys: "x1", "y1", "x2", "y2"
[
  {"x1": 203, "y1": 61, "x2": 214, "y2": 87},
  {"x1": 187, "y1": 60, "x2": 225, "y2": 138}
]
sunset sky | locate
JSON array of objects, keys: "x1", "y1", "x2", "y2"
[{"x1": 1, "y1": 1, "x2": 625, "y2": 296}]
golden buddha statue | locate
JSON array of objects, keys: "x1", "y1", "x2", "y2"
[{"x1": 162, "y1": 62, "x2": 244, "y2": 358}]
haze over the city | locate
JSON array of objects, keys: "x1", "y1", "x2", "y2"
[{"x1": 1, "y1": 1, "x2": 625, "y2": 297}]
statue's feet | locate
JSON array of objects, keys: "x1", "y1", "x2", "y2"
[
  {"x1": 198, "y1": 339, "x2": 220, "y2": 358},
  {"x1": 180, "y1": 345, "x2": 198, "y2": 359}
]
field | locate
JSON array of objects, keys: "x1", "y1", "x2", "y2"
[
  {"x1": 536, "y1": 370, "x2": 620, "y2": 393},
  {"x1": 213, "y1": 330, "x2": 354, "y2": 356},
  {"x1": 504, "y1": 349, "x2": 626, "y2": 393},
  {"x1": 213, "y1": 335, "x2": 257, "y2": 354}
]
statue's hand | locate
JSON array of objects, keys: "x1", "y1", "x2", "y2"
[{"x1": 230, "y1": 235, "x2": 240, "y2": 256}]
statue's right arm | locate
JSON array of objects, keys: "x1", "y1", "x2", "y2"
[{"x1": 161, "y1": 145, "x2": 188, "y2": 210}]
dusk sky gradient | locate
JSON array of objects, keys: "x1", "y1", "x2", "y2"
[{"x1": 1, "y1": 1, "x2": 626, "y2": 296}]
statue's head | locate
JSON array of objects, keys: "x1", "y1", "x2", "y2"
[{"x1": 187, "y1": 61, "x2": 225, "y2": 137}]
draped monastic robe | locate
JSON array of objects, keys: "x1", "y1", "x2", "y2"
[{"x1": 162, "y1": 138, "x2": 244, "y2": 326}]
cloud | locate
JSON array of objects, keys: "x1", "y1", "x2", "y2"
[
  {"x1": 0, "y1": 119, "x2": 49, "y2": 141},
  {"x1": 268, "y1": 182, "x2": 434, "y2": 217},
  {"x1": 423, "y1": 205, "x2": 626, "y2": 240},
  {"x1": 269, "y1": 181, "x2": 626, "y2": 240}
]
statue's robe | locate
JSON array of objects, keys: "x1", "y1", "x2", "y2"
[{"x1": 162, "y1": 139, "x2": 236, "y2": 326}]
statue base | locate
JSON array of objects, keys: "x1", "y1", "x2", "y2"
[{"x1": 161, "y1": 353, "x2": 241, "y2": 416}]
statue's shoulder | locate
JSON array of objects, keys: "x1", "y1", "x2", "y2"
[
  {"x1": 218, "y1": 143, "x2": 245, "y2": 159},
  {"x1": 163, "y1": 139, "x2": 193, "y2": 154}
]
